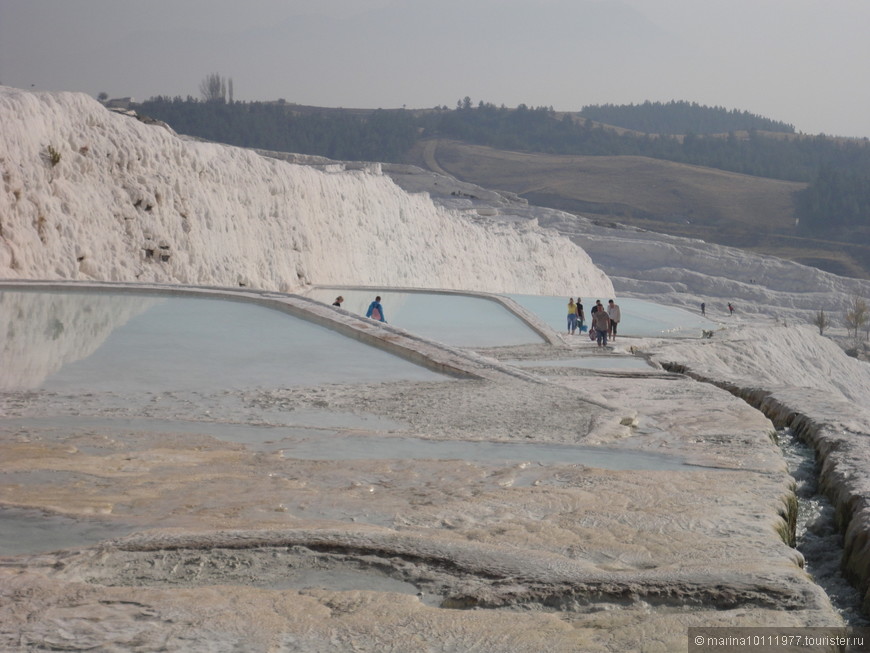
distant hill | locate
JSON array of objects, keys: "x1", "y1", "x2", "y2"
[
  {"x1": 579, "y1": 100, "x2": 796, "y2": 136},
  {"x1": 132, "y1": 96, "x2": 870, "y2": 279},
  {"x1": 134, "y1": 97, "x2": 829, "y2": 182},
  {"x1": 407, "y1": 139, "x2": 870, "y2": 279}
]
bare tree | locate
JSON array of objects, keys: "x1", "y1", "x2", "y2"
[
  {"x1": 843, "y1": 294, "x2": 869, "y2": 339},
  {"x1": 199, "y1": 73, "x2": 227, "y2": 103},
  {"x1": 812, "y1": 309, "x2": 830, "y2": 336}
]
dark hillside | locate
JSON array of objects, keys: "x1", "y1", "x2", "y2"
[
  {"x1": 579, "y1": 100, "x2": 796, "y2": 135},
  {"x1": 136, "y1": 97, "x2": 864, "y2": 183},
  {"x1": 132, "y1": 96, "x2": 870, "y2": 279},
  {"x1": 409, "y1": 139, "x2": 870, "y2": 279}
]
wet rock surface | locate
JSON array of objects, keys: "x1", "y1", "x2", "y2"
[
  {"x1": 0, "y1": 330, "x2": 848, "y2": 650},
  {"x1": 646, "y1": 326, "x2": 870, "y2": 625}
]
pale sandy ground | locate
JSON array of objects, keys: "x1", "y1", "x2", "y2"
[{"x1": 0, "y1": 298, "x2": 849, "y2": 652}]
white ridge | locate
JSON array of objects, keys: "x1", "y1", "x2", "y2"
[{"x1": 0, "y1": 87, "x2": 612, "y2": 298}]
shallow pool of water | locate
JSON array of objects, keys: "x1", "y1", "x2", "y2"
[
  {"x1": 280, "y1": 434, "x2": 698, "y2": 471},
  {"x1": 504, "y1": 356, "x2": 654, "y2": 371},
  {"x1": 0, "y1": 290, "x2": 445, "y2": 393},
  {"x1": 508, "y1": 295, "x2": 718, "y2": 338},
  {"x1": 0, "y1": 507, "x2": 134, "y2": 555},
  {"x1": 307, "y1": 288, "x2": 544, "y2": 347},
  {"x1": 2, "y1": 414, "x2": 406, "y2": 449},
  {"x1": 2, "y1": 415, "x2": 697, "y2": 471},
  {"x1": 262, "y1": 568, "x2": 435, "y2": 603}
]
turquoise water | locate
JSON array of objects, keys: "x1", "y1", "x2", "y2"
[
  {"x1": 309, "y1": 288, "x2": 718, "y2": 341},
  {"x1": 0, "y1": 290, "x2": 445, "y2": 392},
  {"x1": 0, "y1": 288, "x2": 717, "y2": 395},
  {"x1": 508, "y1": 295, "x2": 718, "y2": 338},
  {"x1": 307, "y1": 288, "x2": 544, "y2": 347}
]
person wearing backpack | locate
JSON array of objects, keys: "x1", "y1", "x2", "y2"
[{"x1": 366, "y1": 296, "x2": 386, "y2": 322}]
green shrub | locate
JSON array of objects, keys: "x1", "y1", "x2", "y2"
[{"x1": 47, "y1": 145, "x2": 61, "y2": 167}]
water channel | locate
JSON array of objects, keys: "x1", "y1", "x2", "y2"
[{"x1": 778, "y1": 428, "x2": 868, "y2": 626}]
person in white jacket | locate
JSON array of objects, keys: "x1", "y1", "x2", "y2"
[{"x1": 607, "y1": 299, "x2": 621, "y2": 340}]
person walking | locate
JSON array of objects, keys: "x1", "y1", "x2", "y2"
[
  {"x1": 576, "y1": 297, "x2": 585, "y2": 332},
  {"x1": 607, "y1": 299, "x2": 621, "y2": 340},
  {"x1": 332, "y1": 296, "x2": 344, "y2": 307},
  {"x1": 592, "y1": 305, "x2": 611, "y2": 347},
  {"x1": 567, "y1": 298, "x2": 578, "y2": 334},
  {"x1": 727, "y1": 302, "x2": 734, "y2": 316},
  {"x1": 700, "y1": 302, "x2": 706, "y2": 316},
  {"x1": 366, "y1": 296, "x2": 387, "y2": 322}
]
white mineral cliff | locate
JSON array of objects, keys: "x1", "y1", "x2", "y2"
[{"x1": 0, "y1": 87, "x2": 612, "y2": 298}]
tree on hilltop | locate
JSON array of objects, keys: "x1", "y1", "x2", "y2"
[{"x1": 199, "y1": 73, "x2": 231, "y2": 103}]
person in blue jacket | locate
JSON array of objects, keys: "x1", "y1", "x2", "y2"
[{"x1": 366, "y1": 296, "x2": 386, "y2": 322}]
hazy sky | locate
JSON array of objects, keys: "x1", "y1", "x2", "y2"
[{"x1": 2, "y1": 0, "x2": 869, "y2": 137}]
